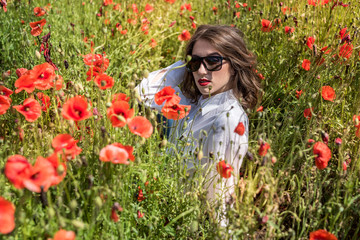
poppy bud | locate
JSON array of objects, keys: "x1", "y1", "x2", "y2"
[
  {"x1": 57, "y1": 164, "x2": 65, "y2": 176},
  {"x1": 70, "y1": 200, "x2": 78, "y2": 210},
  {"x1": 72, "y1": 220, "x2": 85, "y2": 229},
  {"x1": 143, "y1": 69, "x2": 150, "y2": 78},
  {"x1": 64, "y1": 60, "x2": 69, "y2": 69},
  {"x1": 160, "y1": 139, "x2": 167, "y2": 147},
  {"x1": 321, "y1": 131, "x2": 329, "y2": 145},
  {"x1": 128, "y1": 81, "x2": 135, "y2": 89},
  {"x1": 35, "y1": 50, "x2": 41, "y2": 59},
  {"x1": 95, "y1": 196, "x2": 103, "y2": 207},
  {"x1": 190, "y1": 220, "x2": 199, "y2": 233},
  {"x1": 197, "y1": 150, "x2": 203, "y2": 160},
  {"x1": 48, "y1": 207, "x2": 56, "y2": 218},
  {"x1": 271, "y1": 156, "x2": 277, "y2": 164}
]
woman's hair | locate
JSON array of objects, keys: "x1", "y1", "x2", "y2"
[{"x1": 180, "y1": 25, "x2": 262, "y2": 110}]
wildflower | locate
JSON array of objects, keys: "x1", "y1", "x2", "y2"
[
  {"x1": 169, "y1": 21, "x2": 176, "y2": 27},
  {"x1": 55, "y1": 75, "x2": 63, "y2": 90},
  {"x1": 13, "y1": 98, "x2": 42, "y2": 122},
  {"x1": 112, "y1": 93, "x2": 130, "y2": 103},
  {"x1": 313, "y1": 142, "x2": 331, "y2": 170},
  {"x1": 216, "y1": 160, "x2": 233, "y2": 178},
  {"x1": 33, "y1": 7, "x2": 46, "y2": 16},
  {"x1": 16, "y1": 68, "x2": 28, "y2": 77},
  {"x1": 149, "y1": 38, "x2": 157, "y2": 48},
  {"x1": 306, "y1": 36, "x2": 315, "y2": 50},
  {"x1": 339, "y1": 42, "x2": 353, "y2": 59},
  {"x1": 137, "y1": 188, "x2": 145, "y2": 202},
  {"x1": 161, "y1": 102, "x2": 191, "y2": 120},
  {"x1": 29, "y1": 19, "x2": 47, "y2": 36},
  {"x1": 295, "y1": 90, "x2": 303, "y2": 99},
  {"x1": 0, "y1": 197, "x2": 15, "y2": 234},
  {"x1": 261, "y1": 19, "x2": 273, "y2": 32},
  {"x1": 4, "y1": 155, "x2": 32, "y2": 189},
  {"x1": 256, "y1": 106, "x2": 263, "y2": 112},
  {"x1": 284, "y1": 26, "x2": 295, "y2": 34},
  {"x1": 14, "y1": 71, "x2": 36, "y2": 93},
  {"x1": 46, "y1": 153, "x2": 67, "y2": 185},
  {"x1": 0, "y1": 95, "x2": 11, "y2": 115},
  {"x1": 103, "y1": 0, "x2": 113, "y2": 6},
  {"x1": 0, "y1": 0, "x2": 7, "y2": 12},
  {"x1": 164, "y1": 0, "x2": 176, "y2": 4},
  {"x1": 321, "y1": 86, "x2": 336, "y2": 102},
  {"x1": 31, "y1": 62, "x2": 56, "y2": 90},
  {"x1": 22, "y1": 156, "x2": 56, "y2": 193},
  {"x1": 50, "y1": 229, "x2": 76, "y2": 240},
  {"x1": 52, "y1": 134, "x2": 82, "y2": 159},
  {"x1": 107, "y1": 100, "x2": 134, "y2": 127},
  {"x1": 128, "y1": 116, "x2": 153, "y2": 138},
  {"x1": 178, "y1": 30, "x2": 191, "y2": 41},
  {"x1": 304, "y1": 107, "x2": 313, "y2": 120},
  {"x1": 99, "y1": 143, "x2": 133, "y2": 164},
  {"x1": 342, "y1": 161, "x2": 347, "y2": 171},
  {"x1": 309, "y1": 229, "x2": 337, "y2": 240},
  {"x1": 234, "y1": 122, "x2": 245, "y2": 135},
  {"x1": 335, "y1": 138, "x2": 342, "y2": 145},
  {"x1": 259, "y1": 142, "x2": 270, "y2": 156},
  {"x1": 86, "y1": 66, "x2": 103, "y2": 81},
  {"x1": 145, "y1": 4, "x2": 154, "y2": 13},
  {"x1": 94, "y1": 73, "x2": 114, "y2": 90},
  {"x1": 302, "y1": 59, "x2": 310, "y2": 71},
  {"x1": 36, "y1": 92, "x2": 51, "y2": 112},
  {"x1": 212, "y1": 6, "x2": 218, "y2": 14},
  {"x1": 62, "y1": 96, "x2": 93, "y2": 122},
  {"x1": 154, "y1": 86, "x2": 179, "y2": 105},
  {"x1": 352, "y1": 114, "x2": 360, "y2": 138},
  {"x1": 137, "y1": 210, "x2": 144, "y2": 218},
  {"x1": 83, "y1": 53, "x2": 109, "y2": 70}
]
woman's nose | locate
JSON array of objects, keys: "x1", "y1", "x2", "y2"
[{"x1": 197, "y1": 61, "x2": 208, "y2": 74}]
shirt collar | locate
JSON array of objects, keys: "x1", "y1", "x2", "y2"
[{"x1": 198, "y1": 89, "x2": 236, "y2": 116}]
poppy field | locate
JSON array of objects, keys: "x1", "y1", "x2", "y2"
[{"x1": 0, "y1": 0, "x2": 359, "y2": 239}]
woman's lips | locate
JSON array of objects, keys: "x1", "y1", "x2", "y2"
[{"x1": 198, "y1": 79, "x2": 211, "y2": 86}]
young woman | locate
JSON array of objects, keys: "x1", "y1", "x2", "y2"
[{"x1": 136, "y1": 25, "x2": 261, "y2": 224}]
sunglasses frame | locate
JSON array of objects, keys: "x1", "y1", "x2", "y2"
[{"x1": 186, "y1": 55, "x2": 229, "y2": 72}]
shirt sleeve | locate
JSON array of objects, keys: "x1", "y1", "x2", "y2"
[{"x1": 135, "y1": 60, "x2": 189, "y2": 112}]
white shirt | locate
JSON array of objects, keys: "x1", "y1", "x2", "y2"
[{"x1": 135, "y1": 60, "x2": 248, "y2": 210}]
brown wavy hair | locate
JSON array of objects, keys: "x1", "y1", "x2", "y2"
[{"x1": 180, "y1": 25, "x2": 262, "y2": 110}]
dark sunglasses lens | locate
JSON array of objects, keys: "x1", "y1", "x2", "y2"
[
  {"x1": 205, "y1": 56, "x2": 223, "y2": 71},
  {"x1": 187, "y1": 59, "x2": 201, "y2": 72}
]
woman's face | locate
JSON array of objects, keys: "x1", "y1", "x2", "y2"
[{"x1": 191, "y1": 39, "x2": 233, "y2": 98}]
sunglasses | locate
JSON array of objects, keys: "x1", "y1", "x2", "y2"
[{"x1": 186, "y1": 55, "x2": 229, "y2": 72}]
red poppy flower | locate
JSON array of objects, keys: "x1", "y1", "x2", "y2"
[
  {"x1": 216, "y1": 160, "x2": 233, "y2": 178},
  {"x1": 13, "y1": 98, "x2": 42, "y2": 122},
  {"x1": 33, "y1": 7, "x2": 46, "y2": 16},
  {"x1": 16, "y1": 68, "x2": 28, "y2": 77},
  {"x1": 107, "y1": 100, "x2": 135, "y2": 127},
  {"x1": 295, "y1": 90, "x2": 303, "y2": 99},
  {"x1": 178, "y1": 29, "x2": 191, "y2": 41},
  {"x1": 4, "y1": 155, "x2": 32, "y2": 189},
  {"x1": 14, "y1": 71, "x2": 36, "y2": 93},
  {"x1": 261, "y1": 19, "x2": 273, "y2": 32},
  {"x1": 29, "y1": 18, "x2": 47, "y2": 36},
  {"x1": 62, "y1": 96, "x2": 93, "y2": 122},
  {"x1": 212, "y1": 6, "x2": 218, "y2": 14},
  {"x1": 256, "y1": 106, "x2": 263, "y2": 112},
  {"x1": 0, "y1": 197, "x2": 15, "y2": 234},
  {"x1": 306, "y1": 36, "x2": 315, "y2": 50},
  {"x1": 145, "y1": 4, "x2": 154, "y2": 13},
  {"x1": 22, "y1": 156, "x2": 55, "y2": 193},
  {"x1": 309, "y1": 229, "x2": 337, "y2": 240},
  {"x1": 112, "y1": 143, "x2": 135, "y2": 161},
  {"x1": 128, "y1": 116, "x2": 153, "y2": 138},
  {"x1": 137, "y1": 187, "x2": 145, "y2": 202},
  {"x1": 112, "y1": 93, "x2": 130, "y2": 103},
  {"x1": 234, "y1": 122, "x2": 245, "y2": 135},
  {"x1": 1, "y1": 0, "x2": 7, "y2": 12},
  {"x1": 137, "y1": 210, "x2": 144, "y2": 218},
  {"x1": 165, "y1": 0, "x2": 176, "y2": 4},
  {"x1": 52, "y1": 134, "x2": 82, "y2": 159},
  {"x1": 259, "y1": 142, "x2": 270, "y2": 156},
  {"x1": 154, "y1": 86, "x2": 178, "y2": 105},
  {"x1": 284, "y1": 26, "x2": 295, "y2": 34},
  {"x1": 149, "y1": 38, "x2": 157, "y2": 48},
  {"x1": 304, "y1": 107, "x2": 313, "y2": 120},
  {"x1": 0, "y1": 95, "x2": 11, "y2": 115},
  {"x1": 83, "y1": 53, "x2": 109, "y2": 70},
  {"x1": 51, "y1": 229, "x2": 76, "y2": 240},
  {"x1": 321, "y1": 86, "x2": 336, "y2": 102},
  {"x1": 86, "y1": 66, "x2": 103, "y2": 81},
  {"x1": 99, "y1": 144, "x2": 130, "y2": 164},
  {"x1": 36, "y1": 92, "x2": 51, "y2": 112},
  {"x1": 31, "y1": 62, "x2": 56, "y2": 90},
  {"x1": 46, "y1": 153, "x2": 67, "y2": 185},
  {"x1": 339, "y1": 27, "x2": 349, "y2": 40},
  {"x1": 302, "y1": 59, "x2": 311, "y2": 71},
  {"x1": 94, "y1": 73, "x2": 114, "y2": 90},
  {"x1": 0, "y1": 85, "x2": 13, "y2": 98},
  {"x1": 313, "y1": 142, "x2": 331, "y2": 170},
  {"x1": 339, "y1": 42, "x2": 353, "y2": 59},
  {"x1": 161, "y1": 102, "x2": 191, "y2": 120}
]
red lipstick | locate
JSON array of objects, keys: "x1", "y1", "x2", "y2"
[{"x1": 198, "y1": 78, "x2": 211, "y2": 86}]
